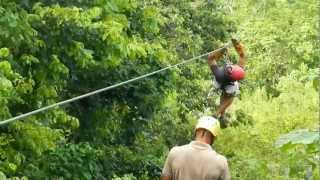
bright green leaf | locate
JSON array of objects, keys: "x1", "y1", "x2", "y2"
[
  {"x1": 0, "y1": 48, "x2": 9, "y2": 58},
  {"x1": 275, "y1": 129, "x2": 320, "y2": 148}
]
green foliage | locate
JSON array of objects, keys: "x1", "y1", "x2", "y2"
[
  {"x1": 275, "y1": 129, "x2": 320, "y2": 148},
  {"x1": 0, "y1": 48, "x2": 9, "y2": 58},
  {"x1": 23, "y1": 143, "x2": 104, "y2": 179},
  {"x1": 215, "y1": 71, "x2": 318, "y2": 179},
  {"x1": 0, "y1": 0, "x2": 317, "y2": 179},
  {"x1": 214, "y1": 3, "x2": 318, "y2": 178},
  {"x1": 226, "y1": 0, "x2": 319, "y2": 94},
  {"x1": 0, "y1": 0, "x2": 230, "y2": 178},
  {"x1": 275, "y1": 129, "x2": 320, "y2": 179},
  {"x1": 112, "y1": 174, "x2": 138, "y2": 180}
]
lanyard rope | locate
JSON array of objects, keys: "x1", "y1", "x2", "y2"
[{"x1": 0, "y1": 45, "x2": 231, "y2": 126}]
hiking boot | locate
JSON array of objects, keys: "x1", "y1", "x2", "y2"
[{"x1": 219, "y1": 114, "x2": 229, "y2": 129}]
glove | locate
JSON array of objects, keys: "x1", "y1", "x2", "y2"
[
  {"x1": 208, "y1": 47, "x2": 228, "y2": 61},
  {"x1": 232, "y1": 39, "x2": 245, "y2": 57}
]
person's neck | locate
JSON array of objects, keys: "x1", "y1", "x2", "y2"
[{"x1": 195, "y1": 137, "x2": 211, "y2": 145}]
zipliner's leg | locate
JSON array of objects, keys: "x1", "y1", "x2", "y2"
[{"x1": 216, "y1": 93, "x2": 234, "y2": 118}]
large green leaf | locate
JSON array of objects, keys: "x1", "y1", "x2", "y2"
[{"x1": 275, "y1": 129, "x2": 320, "y2": 148}]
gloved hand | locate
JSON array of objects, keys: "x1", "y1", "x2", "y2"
[
  {"x1": 208, "y1": 46, "x2": 228, "y2": 62},
  {"x1": 213, "y1": 46, "x2": 228, "y2": 58},
  {"x1": 232, "y1": 39, "x2": 245, "y2": 57}
]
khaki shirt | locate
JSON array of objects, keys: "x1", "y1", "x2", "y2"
[{"x1": 162, "y1": 141, "x2": 230, "y2": 180}]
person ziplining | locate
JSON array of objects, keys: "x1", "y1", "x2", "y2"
[
  {"x1": 0, "y1": 40, "x2": 244, "y2": 126},
  {"x1": 207, "y1": 39, "x2": 246, "y2": 128}
]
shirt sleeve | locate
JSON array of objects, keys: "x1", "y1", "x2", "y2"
[{"x1": 162, "y1": 147, "x2": 176, "y2": 177}]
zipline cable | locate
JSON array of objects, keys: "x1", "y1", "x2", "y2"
[{"x1": 0, "y1": 44, "x2": 231, "y2": 126}]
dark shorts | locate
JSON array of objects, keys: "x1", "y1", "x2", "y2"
[{"x1": 210, "y1": 64, "x2": 240, "y2": 97}]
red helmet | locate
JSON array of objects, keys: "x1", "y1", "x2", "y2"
[{"x1": 225, "y1": 65, "x2": 245, "y2": 81}]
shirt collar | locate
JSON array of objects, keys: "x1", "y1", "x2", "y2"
[{"x1": 190, "y1": 141, "x2": 213, "y2": 150}]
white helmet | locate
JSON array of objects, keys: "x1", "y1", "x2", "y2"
[{"x1": 195, "y1": 116, "x2": 221, "y2": 137}]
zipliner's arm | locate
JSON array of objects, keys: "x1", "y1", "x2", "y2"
[
  {"x1": 208, "y1": 47, "x2": 228, "y2": 72},
  {"x1": 232, "y1": 39, "x2": 246, "y2": 68}
]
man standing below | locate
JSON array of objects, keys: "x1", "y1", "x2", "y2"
[
  {"x1": 161, "y1": 116, "x2": 230, "y2": 180},
  {"x1": 208, "y1": 39, "x2": 246, "y2": 128}
]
